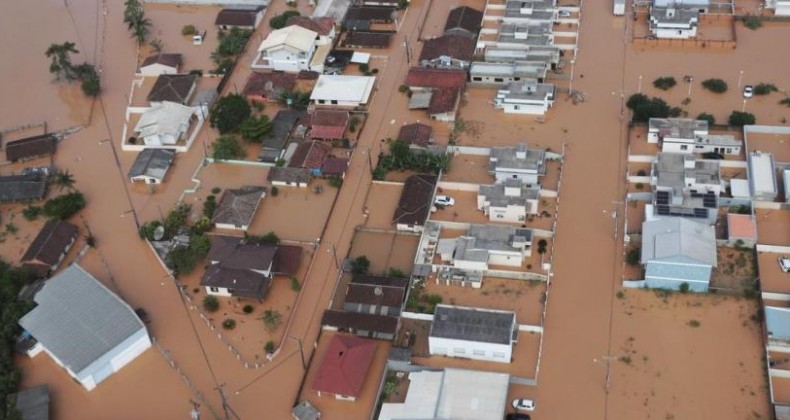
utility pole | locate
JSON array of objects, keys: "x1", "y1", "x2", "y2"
[
  {"x1": 403, "y1": 36, "x2": 411, "y2": 66},
  {"x1": 594, "y1": 356, "x2": 618, "y2": 393},
  {"x1": 289, "y1": 336, "x2": 307, "y2": 370}
]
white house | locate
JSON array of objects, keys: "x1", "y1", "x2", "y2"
[
  {"x1": 477, "y1": 179, "x2": 540, "y2": 223},
  {"x1": 748, "y1": 151, "x2": 778, "y2": 202},
  {"x1": 494, "y1": 79, "x2": 555, "y2": 115},
  {"x1": 641, "y1": 217, "x2": 717, "y2": 292},
  {"x1": 134, "y1": 101, "x2": 195, "y2": 146},
  {"x1": 652, "y1": 153, "x2": 721, "y2": 222},
  {"x1": 647, "y1": 118, "x2": 741, "y2": 155},
  {"x1": 429, "y1": 305, "x2": 517, "y2": 363},
  {"x1": 211, "y1": 186, "x2": 265, "y2": 231},
  {"x1": 648, "y1": 4, "x2": 705, "y2": 39},
  {"x1": 310, "y1": 75, "x2": 375, "y2": 107},
  {"x1": 139, "y1": 53, "x2": 182, "y2": 76},
  {"x1": 128, "y1": 148, "x2": 175, "y2": 184},
  {"x1": 498, "y1": 2, "x2": 557, "y2": 25},
  {"x1": 437, "y1": 224, "x2": 532, "y2": 271},
  {"x1": 19, "y1": 265, "x2": 151, "y2": 391},
  {"x1": 614, "y1": 0, "x2": 626, "y2": 15},
  {"x1": 469, "y1": 62, "x2": 548, "y2": 86},
  {"x1": 252, "y1": 25, "x2": 318, "y2": 72},
  {"x1": 766, "y1": 0, "x2": 790, "y2": 15},
  {"x1": 489, "y1": 143, "x2": 547, "y2": 185},
  {"x1": 379, "y1": 368, "x2": 510, "y2": 420}
]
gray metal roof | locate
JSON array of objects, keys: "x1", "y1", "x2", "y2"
[
  {"x1": 489, "y1": 144, "x2": 546, "y2": 174},
  {"x1": 430, "y1": 304, "x2": 515, "y2": 344},
  {"x1": 766, "y1": 307, "x2": 790, "y2": 341},
  {"x1": 19, "y1": 265, "x2": 146, "y2": 374},
  {"x1": 640, "y1": 217, "x2": 716, "y2": 266},
  {"x1": 128, "y1": 148, "x2": 175, "y2": 180},
  {"x1": 479, "y1": 182, "x2": 539, "y2": 208}
]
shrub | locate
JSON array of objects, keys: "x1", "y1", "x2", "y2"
[
  {"x1": 616, "y1": 290, "x2": 625, "y2": 299},
  {"x1": 43, "y1": 191, "x2": 86, "y2": 220},
  {"x1": 688, "y1": 319, "x2": 701, "y2": 328},
  {"x1": 210, "y1": 94, "x2": 251, "y2": 134},
  {"x1": 653, "y1": 76, "x2": 676, "y2": 91},
  {"x1": 625, "y1": 94, "x2": 674, "y2": 122},
  {"x1": 239, "y1": 115, "x2": 272, "y2": 143},
  {"x1": 203, "y1": 195, "x2": 217, "y2": 218},
  {"x1": 388, "y1": 268, "x2": 406, "y2": 277},
  {"x1": 328, "y1": 176, "x2": 343, "y2": 188},
  {"x1": 754, "y1": 83, "x2": 778, "y2": 96},
  {"x1": 537, "y1": 239, "x2": 548, "y2": 254},
  {"x1": 212, "y1": 135, "x2": 246, "y2": 161},
  {"x1": 222, "y1": 319, "x2": 236, "y2": 330},
  {"x1": 22, "y1": 206, "x2": 42, "y2": 221},
  {"x1": 398, "y1": 85, "x2": 410, "y2": 94},
  {"x1": 728, "y1": 111, "x2": 756, "y2": 126},
  {"x1": 351, "y1": 256, "x2": 370, "y2": 275},
  {"x1": 262, "y1": 309, "x2": 282, "y2": 331},
  {"x1": 271, "y1": 186, "x2": 279, "y2": 196},
  {"x1": 203, "y1": 295, "x2": 219, "y2": 312},
  {"x1": 678, "y1": 282, "x2": 690, "y2": 293},
  {"x1": 290, "y1": 275, "x2": 301, "y2": 291},
  {"x1": 635, "y1": 183, "x2": 644, "y2": 190},
  {"x1": 626, "y1": 248, "x2": 641, "y2": 266},
  {"x1": 243, "y1": 304, "x2": 254, "y2": 314},
  {"x1": 743, "y1": 15, "x2": 762, "y2": 30},
  {"x1": 701, "y1": 78, "x2": 728, "y2": 93},
  {"x1": 182, "y1": 24, "x2": 197, "y2": 36},
  {"x1": 780, "y1": 98, "x2": 790, "y2": 107},
  {"x1": 270, "y1": 11, "x2": 300, "y2": 29},
  {"x1": 259, "y1": 231, "x2": 279, "y2": 245},
  {"x1": 211, "y1": 187, "x2": 222, "y2": 194},
  {"x1": 265, "y1": 340, "x2": 275, "y2": 354},
  {"x1": 139, "y1": 220, "x2": 163, "y2": 240},
  {"x1": 696, "y1": 112, "x2": 715, "y2": 125}
]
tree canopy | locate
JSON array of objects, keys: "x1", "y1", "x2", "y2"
[
  {"x1": 212, "y1": 135, "x2": 246, "y2": 161},
  {"x1": 210, "y1": 94, "x2": 251, "y2": 133}
]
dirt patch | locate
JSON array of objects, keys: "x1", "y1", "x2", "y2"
[
  {"x1": 347, "y1": 230, "x2": 420, "y2": 275},
  {"x1": 710, "y1": 246, "x2": 758, "y2": 293},
  {"x1": 363, "y1": 181, "x2": 404, "y2": 230}
]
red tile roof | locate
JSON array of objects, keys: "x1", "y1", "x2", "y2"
[
  {"x1": 419, "y1": 34, "x2": 476, "y2": 62},
  {"x1": 289, "y1": 141, "x2": 331, "y2": 169},
  {"x1": 141, "y1": 54, "x2": 183, "y2": 69},
  {"x1": 321, "y1": 157, "x2": 349, "y2": 177},
  {"x1": 397, "y1": 123, "x2": 432, "y2": 147},
  {"x1": 312, "y1": 334, "x2": 377, "y2": 398},
  {"x1": 287, "y1": 16, "x2": 335, "y2": 36},
  {"x1": 428, "y1": 87, "x2": 461, "y2": 115},
  {"x1": 727, "y1": 213, "x2": 758, "y2": 240},
  {"x1": 243, "y1": 72, "x2": 297, "y2": 100},
  {"x1": 404, "y1": 68, "x2": 467, "y2": 89},
  {"x1": 310, "y1": 110, "x2": 350, "y2": 140}
]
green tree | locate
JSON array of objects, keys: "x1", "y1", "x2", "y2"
[
  {"x1": 216, "y1": 27, "x2": 252, "y2": 59},
  {"x1": 131, "y1": 16, "x2": 152, "y2": 44},
  {"x1": 202, "y1": 295, "x2": 220, "y2": 312},
  {"x1": 239, "y1": 115, "x2": 272, "y2": 142},
  {"x1": 351, "y1": 256, "x2": 370, "y2": 275},
  {"x1": 181, "y1": 24, "x2": 197, "y2": 36},
  {"x1": 652, "y1": 76, "x2": 676, "y2": 91},
  {"x1": 265, "y1": 340, "x2": 275, "y2": 354},
  {"x1": 73, "y1": 62, "x2": 101, "y2": 97},
  {"x1": 43, "y1": 191, "x2": 86, "y2": 220},
  {"x1": 625, "y1": 94, "x2": 673, "y2": 123},
  {"x1": 202, "y1": 195, "x2": 217, "y2": 218},
  {"x1": 277, "y1": 90, "x2": 311, "y2": 110},
  {"x1": 753, "y1": 83, "x2": 778, "y2": 96},
  {"x1": 701, "y1": 78, "x2": 728, "y2": 93},
  {"x1": 696, "y1": 112, "x2": 715, "y2": 125},
  {"x1": 53, "y1": 170, "x2": 76, "y2": 191},
  {"x1": 269, "y1": 11, "x2": 300, "y2": 29},
  {"x1": 164, "y1": 203, "x2": 191, "y2": 236},
  {"x1": 290, "y1": 275, "x2": 301, "y2": 291},
  {"x1": 149, "y1": 38, "x2": 165, "y2": 54},
  {"x1": 212, "y1": 135, "x2": 246, "y2": 161},
  {"x1": 210, "y1": 94, "x2": 251, "y2": 133},
  {"x1": 537, "y1": 239, "x2": 548, "y2": 254},
  {"x1": 259, "y1": 231, "x2": 279, "y2": 245},
  {"x1": 262, "y1": 309, "x2": 282, "y2": 331},
  {"x1": 728, "y1": 111, "x2": 756, "y2": 126},
  {"x1": 44, "y1": 42, "x2": 79, "y2": 80},
  {"x1": 626, "y1": 247, "x2": 641, "y2": 266}
]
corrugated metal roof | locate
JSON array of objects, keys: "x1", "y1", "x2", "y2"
[{"x1": 19, "y1": 265, "x2": 145, "y2": 374}]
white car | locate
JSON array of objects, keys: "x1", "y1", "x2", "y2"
[
  {"x1": 780, "y1": 257, "x2": 790, "y2": 273},
  {"x1": 743, "y1": 85, "x2": 754, "y2": 98},
  {"x1": 434, "y1": 195, "x2": 455, "y2": 207},
  {"x1": 512, "y1": 399, "x2": 536, "y2": 411}
]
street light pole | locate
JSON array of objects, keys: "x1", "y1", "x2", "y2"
[
  {"x1": 738, "y1": 70, "x2": 744, "y2": 88},
  {"x1": 289, "y1": 336, "x2": 307, "y2": 371},
  {"x1": 638, "y1": 75, "x2": 642, "y2": 93}
]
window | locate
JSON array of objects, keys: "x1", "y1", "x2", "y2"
[
  {"x1": 493, "y1": 352, "x2": 506, "y2": 358},
  {"x1": 473, "y1": 77, "x2": 482, "y2": 81},
  {"x1": 318, "y1": 100, "x2": 325, "y2": 104},
  {"x1": 453, "y1": 348, "x2": 466, "y2": 354},
  {"x1": 473, "y1": 349, "x2": 485, "y2": 356},
  {"x1": 209, "y1": 287, "x2": 219, "y2": 293},
  {"x1": 514, "y1": 105, "x2": 520, "y2": 110},
  {"x1": 331, "y1": 100, "x2": 338, "y2": 105},
  {"x1": 496, "y1": 214, "x2": 504, "y2": 219},
  {"x1": 680, "y1": 145, "x2": 688, "y2": 150},
  {"x1": 494, "y1": 78, "x2": 504, "y2": 82}
]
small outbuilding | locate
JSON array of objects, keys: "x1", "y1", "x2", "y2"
[
  {"x1": 310, "y1": 75, "x2": 376, "y2": 107},
  {"x1": 21, "y1": 220, "x2": 79, "y2": 277},
  {"x1": 211, "y1": 186, "x2": 266, "y2": 231},
  {"x1": 139, "y1": 54, "x2": 183, "y2": 76},
  {"x1": 128, "y1": 148, "x2": 176, "y2": 184},
  {"x1": 215, "y1": 6, "x2": 265, "y2": 30},
  {"x1": 5, "y1": 134, "x2": 57, "y2": 162}
]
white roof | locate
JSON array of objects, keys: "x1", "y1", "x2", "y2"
[
  {"x1": 258, "y1": 25, "x2": 317, "y2": 53},
  {"x1": 379, "y1": 368, "x2": 509, "y2": 420},
  {"x1": 730, "y1": 178, "x2": 751, "y2": 199},
  {"x1": 134, "y1": 101, "x2": 194, "y2": 141},
  {"x1": 350, "y1": 51, "x2": 371, "y2": 64},
  {"x1": 310, "y1": 75, "x2": 375, "y2": 103},
  {"x1": 641, "y1": 217, "x2": 717, "y2": 266},
  {"x1": 748, "y1": 152, "x2": 777, "y2": 196}
]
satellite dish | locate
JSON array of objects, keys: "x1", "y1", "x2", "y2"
[
  {"x1": 153, "y1": 225, "x2": 165, "y2": 241},
  {"x1": 374, "y1": 286, "x2": 383, "y2": 296}
]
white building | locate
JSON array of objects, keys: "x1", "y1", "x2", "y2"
[
  {"x1": 138, "y1": 53, "x2": 182, "y2": 76},
  {"x1": 310, "y1": 75, "x2": 375, "y2": 107},
  {"x1": 133, "y1": 101, "x2": 195, "y2": 146},
  {"x1": 648, "y1": 0, "x2": 709, "y2": 39},
  {"x1": 498, "y1": 1, "x2": 558, "y2": 25},
  {"x1": 614, "y1": 0, "x2": 625, "y2": 15},
  {"x1": 252, "y1": 25, "x2": 318, "y2": 72},
  {"x1": 489, "y1": 143, "x2": 547, "y2": 185},
  {"x1": 652, "y1": 152, "x2": 721, "y2": 222},
  {"x1": 641, "y1": 217, "x2": 717, "y2": 292},
  {"x1": 128, "y1": 148, "x2": 175, "y2": 184},
  {"x1": 379, "y1": 368, "x2": 510, "y2": 420},
  {"x1": 469, "y1": 62, "x2": 548, "y2": 86},
  {"x1": 494, "y1": 79, "x2": 555, "y2": 115},
  {"x1": 477, "y1": 179, "x2": 540, "y2": 223},
  {"x1": 784, "y1": 170, "x2": 790, "y2": 203},
  {"x1": 648, "y1": 118, "x2": 741, "y2": 155},
  {"x1": 437, "y1": 224, "x2": 532, "y2": 271},
  {"x1": 748, "y1": 151, "x2": 778, "y2": 201},
  {"x1": 766, "y1": 0, "x2": 790, "y2": 15},
  {"x1": 19, "y1": 265, "x2": 151, "y2": 391},
  {"x1": 429, "y1": 305, "x2": 517, "y2": 363}
]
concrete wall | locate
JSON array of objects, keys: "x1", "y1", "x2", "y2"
[
  {"x1": 447, "y1": 146, "x2": 490, "y2": 156},
  {"x1": 429, "y1": 336, "x2": 512, "y2": 363}
]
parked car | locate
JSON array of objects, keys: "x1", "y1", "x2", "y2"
[
  {"x1": 434, "y1": 195, "x2": 455, "y2": 207},
  {"x1": 559, "y1": 10, "x2": 571, "y2": 17},
  {"x1": 743, "y1": 85, "x2": 754, "y2": 98},
  {"x1": 512, "y1": 399, "x2": 536, "y2": 411},
  {"x1": 780, "y1": 257, "x2": 790, "y2": 273},
  {"x1": 506, "y1": 413, "x2": 531, "y2": 420}
]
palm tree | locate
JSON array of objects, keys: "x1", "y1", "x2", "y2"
[
  {"x1": 123, "y1": 0, "x2": 142, "y2": 28},
  {"x1": 239, "y1": 116, "x2": 272, "y2": 142},
  {"x1": 53, "y1": 170, "x2": 76, "y2": 191},
  {"x1": 44, "y1": 42, "x2": 79, "y2": 81},
  {"x1": 131, "y1": 16, "x2": 151, "y2": 45},
  {"x1": 277, "y1": 90, "x2": 310, "y2": 110},
  {"x1": 149, "y1": 38, "x2": 165, "y2": 54}
]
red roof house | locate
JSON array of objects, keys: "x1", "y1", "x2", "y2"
[
  {"x1": 312, "y1": 334, "x2": 377, "y2": 400},
  {"x1": 322, "y1": 157, "x2": 349, "y2": 178},
  {"x1": 310, "y1": 110, "x2": 350, "y2": 140},
  {"x1": 289, "y1": 141, "x2": 332, "y2": 174},
  {"x1": 404, "y1": 68, "x2": 467, "y2": 89},
  {"x1": 243, "y1": 72, "x2": 297, "y2": 102}
]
